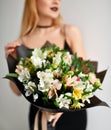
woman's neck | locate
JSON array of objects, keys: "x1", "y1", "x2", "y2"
[{"x1": 38, "y1": 17, "x2": 53, "y2": 27}]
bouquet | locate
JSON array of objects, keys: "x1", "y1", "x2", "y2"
[{"x1": 5, "y1": 45, "x2": 103, "y2": 111}]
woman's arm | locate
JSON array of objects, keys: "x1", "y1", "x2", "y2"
[
  {"x1": 5, "y1": 41, "x2": 21, "y2": 96},
  {"x1": 65, "y1": 24, "x2": 86, "y2": 59},
  {"x1": 9, "y1": 81, "x2": 21, "y2": 96}
]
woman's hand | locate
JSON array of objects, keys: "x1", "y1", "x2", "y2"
[
  {"x1": 4, "y1": 41, "x2": 20, "y2": 59},
  {"x1": 43, "y1": 111, "x2": 63, "y2": 127},
  {"x1": 51, "y1": 112, "x2": 63, "y2": 127}
]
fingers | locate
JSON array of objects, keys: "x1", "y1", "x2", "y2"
[
  {"x1": 41, "y1": 111, "x2": 63, "y2": 127},
  {"x1": 52, "y1": 112, "x2": 63, "y2": 127},
  {"x1": 4, "y1": 41, "x2": 21, "y2": 58}
]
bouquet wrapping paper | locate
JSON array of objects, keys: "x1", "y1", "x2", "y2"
[{"x1": 5, "y1": 44, "x2": 109, "y2": 112}]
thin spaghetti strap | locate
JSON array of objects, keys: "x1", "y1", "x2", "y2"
[
  {"x1": 63, "y1": 24, "x2": 66, "y2": 40},
  {"x1": 38, "y1": 111, "x2": 42, "y2": 130},
  {"x1": 63, "y1": 24, "x2": 73, "y2": 54}
]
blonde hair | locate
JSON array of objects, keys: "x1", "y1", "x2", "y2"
[{"x1": 19, "y1": 0, "x2": 62, "y2": 37}]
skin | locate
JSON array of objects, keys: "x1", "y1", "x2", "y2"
[{"x1": 4, "y1": 0, "x2": 86, "y2": 128}]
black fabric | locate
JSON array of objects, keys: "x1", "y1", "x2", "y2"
[
  {"x1": 38, "y1": 111, "x2": 42, "y2": 130},
  {"x1": 29, "y1": 105, "x2": 38, "y2": 130},
  {"x1": 56, "y1": 110, "x2": 87, "y2": 130}
]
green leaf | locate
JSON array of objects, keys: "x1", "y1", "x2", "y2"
[{"x1": 5, "y1": 73, "x2": 18, "y2": 78}]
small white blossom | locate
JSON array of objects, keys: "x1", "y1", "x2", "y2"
[
  {"x1": 56, "y1": 93, "x2": 71, "y2": 109},
  {"x1": 24, "y1": 81, "x2": 36, "y2": 96},
  {"x1": 31, "y1": 48, "x2": 46, "y2": 68},
  {"x1": 63, "y1": 52, "x2": 72, "y2": 65},
  {"x1": 53, "y1": 52, "x2": 62, "y2": 66},
  {"x1": 53, "y1": 68, "x2": 62, "y2": 78},
  {"x1": 24, "y1": 81, "x2": 36, "y2": 91},
  {"x1": 24, "y1": 81, "x2": 38, "y2": 101},
  {"x1": 37, "y1": 69, "x2": 54, "y2": 92},
  {"x1": 82, "y1": 93, "x2": 93, "y2": 103},
  {"x1": 16, "y1": 67, "x2": 30, "y2": 82},
  {"x1": 33, "y1": 94, "x2": 38, "y2": 102},
  {"x1": 85, "y1": 81, "x2": 94, "y2": 92},
  {"x1": 25, "y1": 89, "x2": 32, "y2": 97},
  {"x1": 78, "y1": 72, "x2": 87, "y2": 77}
]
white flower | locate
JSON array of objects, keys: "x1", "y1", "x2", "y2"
[
  {"x1": 88, "y1": 72, "x2": 101, "y2": 86},
  {"x1": 52, "y1": 79, "x2": 62, "y2": 90},
  {"x1": 68, "y1": 76, "x2": 85, "y2": 90},
  {"x1": 82, "y1": 93, "x2": 93, "y2": 103},
  {"x1": 33, "y1": 94, "x2": 38, "y2": 102},
  {"x1": 31, "y1": 48, "x2": 46, "y2": 68},
  {"x1": 53, "y1": 52, "x2": 62, "y2": 66},
  {"x1": 85, "y1": 81, "x2": 94, "y2": 92},
  {"x1": 16, "y1": 66, "x2": 30, "y2": 82},
  {"x1": 78, "y1": 72, "x2": 87, "y2": 77},
  {"x1": 56, "y1": 93, "x2": 71, "y2": 109},
  {"x1": 24, "y1": 81, "x2": 36, "y2": 91},
  {"x1": 24, "y1": 81, "x2": 36, "y2": 96},
  {"x1": 63, "y1": 52, "x2": 72, "y2": 65},
  {"x1": 37, "y1": 69, "x2": 54, "y2": 92},
  {"x1": 24, "y1": 81, "x2": 38, "y2": 101},
  {"x1": 25, "y1": 89, "x2": 33, "y2": 97},
  {"x1": 47, "y1": 79, "x2": 62, "y2": 99},
  {"x1": 53, "y1": 68, "x2": 62, "y2": 78}
]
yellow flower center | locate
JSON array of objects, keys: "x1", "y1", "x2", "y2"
[{"x1": 73, "y1": 88, "x2": 83, "y2": 100}]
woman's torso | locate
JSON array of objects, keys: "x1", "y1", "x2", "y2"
[{"x1": 20, "y1": 24, "x2": 71, "y2": 51}]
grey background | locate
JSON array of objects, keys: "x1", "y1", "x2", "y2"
[{"x1": 0, "y1": 0, "x2": 111, "y2": 130}]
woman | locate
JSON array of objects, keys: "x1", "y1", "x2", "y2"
[{"x1": 5, "y1": 0, "x2": 87, "y2": 130}]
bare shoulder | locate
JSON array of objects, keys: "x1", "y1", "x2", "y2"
[{"x1": 64, "y1": 24, "x2": 81, "y2": 37}]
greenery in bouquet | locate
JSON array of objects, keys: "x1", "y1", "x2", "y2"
[{"x1": 6, "y1": 45, "x2": 102, "y2": 109}]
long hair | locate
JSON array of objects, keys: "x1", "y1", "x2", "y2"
[{"x1": 19, "y1": 0, "x2": 62, "y2": 37}]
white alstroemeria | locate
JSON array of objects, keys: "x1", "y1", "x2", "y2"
[
  {"x1": 15, "y1": 64, "x2": 23, "y2": 74},
  {"x1": 88, "y1": 72, "x2": 101, "y2": 85},
  {"x1": 74, "y1": 81, "x2": 86, "y2": 90},
  {"x1": 24, "y1": 81, "x2": 36, "y2": 91},
  {"x1": 78, "y1": 72, "x2": 87, "y2": 77},
  {"x1": 52, "y1": 79, "x2": 62, "y2": 90},
  {"x1": 24, "y1": 82, "x2": 36, "y2": 96},
  {"x1": 53, "y1": 68, "x2": 62, "y2": 78},
  {"x1": 43, "y1": 49, "x2": 53, "y2": 57},
  {"x1": 69, "y1": 76, "x2": 85, "y2": 90},
  {"x1": 66, "y1": 76, "x2": 77, "y2": 87},
  {"x1": 56, "y1": 93, "x2": 71, "y2": 109},
  {"x1": 24, "y1": 81, "x2": 38, "y2": 101},
  {"x1": 37, "y1": 69, "x2": 54, "y2": 92},
  {"x1": 17, "y1": 67, "x2": 30, "y2": 82},
  {"x1": 33, "y1": 94, "x2": 38, "y2": 102},
  {"x1": 25, "y1": 89, "x2": 33, "y2": 97},
  {"x1": 63, "y1": 52, "x2": 72, "y2": 65},
  {"x1": 82, "y1": 93, "x2": 93, "y2": 103},
  {"x1": 53, "y1": 52, "x2": 62, "y2": 66},
  {"x1": 47, "y1": 79, "x2": 62, "y2": 99},
  {"x1": 85, "y1": 81, "x2": 94, "y2": 92},
  {"x1": 31, "y1": 48, "x2": 46, "y2": 68}
]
